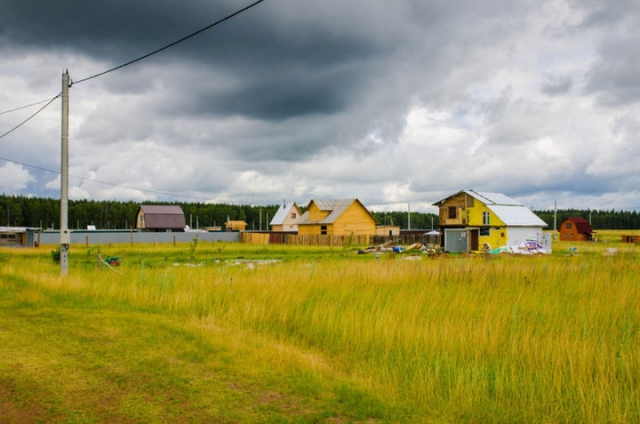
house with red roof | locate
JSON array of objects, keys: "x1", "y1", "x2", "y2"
[{"x1": 559, "y1": 217, "x2": 593, "y2": 241}]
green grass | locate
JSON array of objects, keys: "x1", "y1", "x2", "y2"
[{"x1": 1, "y1": 236, "x2": 639, "y2": 422}]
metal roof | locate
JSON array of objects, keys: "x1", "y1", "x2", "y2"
[
  {"x1": 298, "y1": 198, "x2": 376, "y2": 225},
  {"x1": 466, "y1": 190, "x2": 523, "y2": 206},
  {"x1": 139, "y1": 205, "x2": 185, "y2": 229},
  {"x1": 562, "y1": 217, "x2": 592, "y2": 233},
  {"x1": 485, "y1": 205, "x2": 547, "y2": 227},
  {"x1": 269, "y1": 202, "x2": 299, "y2": 225},
  {"x1": 433, "y1": 190, "x2": 523, "y2": 206}
]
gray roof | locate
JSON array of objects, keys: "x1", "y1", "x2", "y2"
[
  {"x1": 298, "y1": 198, "x2": 374, "y2": 225},
  {"x1": 269, "y1": 202, "x2": 299, "y2": 226},
  {"x1": 139, "y1": 205, "x2": 185, "y2": 229}
]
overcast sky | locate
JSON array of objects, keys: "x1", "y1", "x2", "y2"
[{"x1": 1, "y1": 0, "x2": 639, "y2": 213}]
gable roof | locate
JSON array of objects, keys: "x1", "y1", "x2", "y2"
[
  {"x1": 297, "y1": 198, "x2": 378, "y2": 225},
  {"x1": 562, "y1": 217, "x2": 593, "y2": 233},
  {"x1": 434, "y1": 190, "x2": 547, "y2": 227},
  {"x1": 139, "y1": 205, "x2": 185, "y2": 229},
  {"x1": 269, "y1": 202, "x2": 300, "y2": 226}
]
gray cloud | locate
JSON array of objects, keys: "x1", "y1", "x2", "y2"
[{"x1": 0, "y1": 0, "x2": 639, "y2": 212}]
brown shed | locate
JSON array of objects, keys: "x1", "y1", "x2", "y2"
[
  {"x1": 559, "y1": 217, "x2": 593, "y2": 241},
  {"x1": 136, "y1": 205, "x2": 186, "y2": 232}
]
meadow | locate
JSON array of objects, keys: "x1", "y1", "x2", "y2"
[{"x1": 1, "y1": 234, "x2": 639, "y2": 423}]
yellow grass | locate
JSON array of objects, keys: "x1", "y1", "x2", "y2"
[{"x1": 1, "y1": 237, "x2": 639, "y2": 422}]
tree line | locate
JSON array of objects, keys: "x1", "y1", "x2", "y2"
[{"x1": 0, "y1": 194, "x2": 637, "y2": 230}]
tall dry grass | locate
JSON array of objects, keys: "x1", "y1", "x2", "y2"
[{"x1": 2, "y1": 243, "x2": 639, "y2": 422}]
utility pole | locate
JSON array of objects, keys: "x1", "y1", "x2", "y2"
[
  {"x1": 408, "y1": 203, "x2": 411, "y2": 230},
  {"x1": 60, "y1": 70, "x2": 70, "y2": 276},
  {"x1": 553, "y1": 201, "x2": 557, "y2": 241}
]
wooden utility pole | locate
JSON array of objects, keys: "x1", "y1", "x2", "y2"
[{"x1": 60, "y1": 70, "x2": 70, "y2": 275}]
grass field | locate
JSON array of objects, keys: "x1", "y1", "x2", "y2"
[{"x1": 1, "y1": 233, "x2": 639, "y2": 423}]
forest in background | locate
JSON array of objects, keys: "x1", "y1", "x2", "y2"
[{"x1": 0, "y1": 194, "x2": 638, "y2": 231}]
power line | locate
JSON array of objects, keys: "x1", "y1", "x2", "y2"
[
  {"x1": 0, "y1": 94, "x2": 61, "y2": 139},
  {"x1": 73, "y1": 0, "x2": 266, "y2": 85},
  {"x1": 0, "y1": 155, "x2": 212, "y2": 201},
  {"x1": 1, "y1": 0, "x2": 266, "y2": 200},
  {"x1": 0, "y1": 95, "x2": 61, "y2": 116},
  {"x1": 1, "y1": 0, "x2": 265, "y2": 136}
]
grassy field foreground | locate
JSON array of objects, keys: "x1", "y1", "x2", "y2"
[{"x1": 0, "y1": 239, "x2": 639, "y2": 423}]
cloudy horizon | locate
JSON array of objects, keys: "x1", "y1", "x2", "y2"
[{"x1": 1, "y1": 0, "x2": 639, "y2": 214}]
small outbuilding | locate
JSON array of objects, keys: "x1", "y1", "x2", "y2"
[
  {"x1": 559, "y1": 217, "x2": 593, "y2": 241},
  {"x1": 136, "y1": 205, "x2": 186, "y2": 232},
  {"x1": 0, "y1": 227, "x2": 41, "y2": 247},
  {"x1": 226, "y1": 220, "x2": 248, "y2": 232}
]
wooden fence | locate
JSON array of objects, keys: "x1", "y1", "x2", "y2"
[
  {"x1": 241, "y1": 232, "x2": 371, "y2": 246},
  {"x1": 241, "y1": 231, "x2": 440, "y2": 247}
]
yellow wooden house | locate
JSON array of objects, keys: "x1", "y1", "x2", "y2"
[
  {"x1": 433, "y1": 190, "x2": 547, "y2": 252},
  {"x1": 297, "y1": 199, "x2": 378, "y2": 236}
]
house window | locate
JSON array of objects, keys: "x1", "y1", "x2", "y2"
[
  {"x1": 291, "y1": 212, "x2": 297, "y2": 219},
  {"x1": 320, "y1": 225, "x2": 327, "y2": 235},
  {"x1": 565, "y1": 223, "x2": 572, "y2": 229},
  {"x1": 480, "y1": 227, "x2": 490, "y2": 236},
  {"x1": 482, "y1": 212, "x2": 490, "y2": 225},
  {"x1": 448, "y1": 207, "x2": 457, "y2": 219}
]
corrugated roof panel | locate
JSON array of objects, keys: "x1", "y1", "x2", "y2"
[
  {"x1": 467, "y1": 191, "x2": 523, "y2": 206},
  {"x1": 486, "y1": 205, "x2": 547, "y2": 227},
  {"x1": 270, "y1": 202, "x2": 295, "y2": 225},
  {"x1": 140, "y1": 205, "x2": 184, "y2": 215},
  {"x1": 319, "y1": 199, "x2": 356, "y2": 224}
]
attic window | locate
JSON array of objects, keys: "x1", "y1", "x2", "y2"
[
  {"x1": 482, "y1": 212, "x2": 490, "y2": 225},
  {"x1": 448, "y1": 207, "x2": 457, "y2": 219},
  {"x1": 566, "y1": 223, "x2": 572, "y2": 229},
  {"x1": 291, "y1": 213, "x2": 297, "y2": 219}
]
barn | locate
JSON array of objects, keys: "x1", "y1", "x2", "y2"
[
  {"x1": 559, "y1": 217, "x2": 593, "y2": 241},
  {"x1": 136, "y1": 205, "x2": 186, "y2": 232}
]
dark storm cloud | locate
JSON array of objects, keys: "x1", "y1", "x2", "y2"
[{"x1": 3, "y1": 0, "x2": 640, "y2": 209}]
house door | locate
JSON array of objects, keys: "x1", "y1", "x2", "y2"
[
  {"x1": 444, "y1": 229, "x2": 468, "y2": 253},
  {"x1": 470, "y1": 229, "x2": 479, "y2": 251}
]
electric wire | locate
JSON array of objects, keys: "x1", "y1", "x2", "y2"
[
  {"x1": 73, "y1": 0, "x2": 265, "y2": 85},
  {"x1": 0, "y1": 95, "x2": 61, "y2": 116},
  {"x1": 0, "y1": 94, "x2": 61, "y2": 139},
  {"x1": 0, "y1": 154, "x2": 212, "y2": 201},
  {"x1": 0, "y1": 0, "x2": 266, "y2": 200}
]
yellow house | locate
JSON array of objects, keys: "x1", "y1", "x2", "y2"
[
  {"x1": 297, "y1": 199, "x2": 378, "y2": 236},
  {"x1": 433, "y1": 190, "x2": 547, "y2": 252}
]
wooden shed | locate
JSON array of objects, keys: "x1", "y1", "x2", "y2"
[
  {"x1": 559, "y1": 217, "x2": 593, "y2": 241},
  {"x1": 136, "y1": 205, "x2": 186, "y2": 232},
  {"x1": 225, "y1": 220, "x2": 247, "y2": 232},
  {"x1": 297, "y1": 199, "x2": 378, "y2": 236}
]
